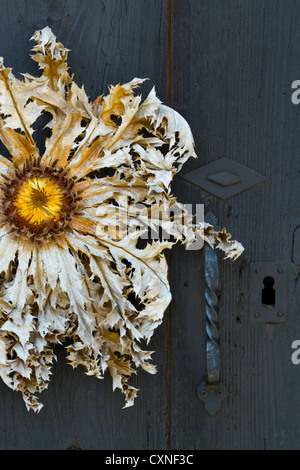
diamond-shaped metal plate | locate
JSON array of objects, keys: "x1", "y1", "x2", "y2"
[{"x1": 181, "y1": 157, "x2": 266, "y2": 200}]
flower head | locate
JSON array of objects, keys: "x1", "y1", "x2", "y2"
[{"x1": 0, "y1": 27, "x2": 243, "y2": 411}]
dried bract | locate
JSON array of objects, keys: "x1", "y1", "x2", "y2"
[{"x1": 0, "y1": 27, "x2": 244, "y2": 411}]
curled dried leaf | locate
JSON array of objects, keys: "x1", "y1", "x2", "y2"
[{"x1": 0, "y1": 27, "x2": 244, "y2": 411}]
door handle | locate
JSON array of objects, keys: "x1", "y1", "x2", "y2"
[{"x1": 197, "y1": 212, "x2": 226, "y2": 416}]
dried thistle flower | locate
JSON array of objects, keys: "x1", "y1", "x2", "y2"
[{"x1": 0, "y1": 27, "x2": 243, "y2": 411}]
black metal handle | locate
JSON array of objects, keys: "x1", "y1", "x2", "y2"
[
  {"x1": 197, "y1": 212, "x2": 226, "y2": 416},
  {"x1": 204, "y1": 243, "x2": 220, "y2": 385}
]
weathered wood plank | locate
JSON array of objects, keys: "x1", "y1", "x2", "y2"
[
  {"x1": 0, "y1": 0, "x2": 169, "y2": 450},
  {"x1": 1, "y1": 0, "x2": 299, "y2": 451},
  {"x1": 170, "y1": 0, "x2": 300, "y2": 450}
]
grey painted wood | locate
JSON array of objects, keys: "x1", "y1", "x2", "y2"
[
  {"x1": 0, "y1": 0, "x2": 169, "y2": 450},
  {"x1": 0, "y1": 0, "x2": 299, "y2": 451},
  {"x1": 170, "y1": 0, "x2": 300, "y2": 450}
]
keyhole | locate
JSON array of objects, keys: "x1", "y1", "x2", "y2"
[{"x1": 261, "y1": 276, "x2": 276, "y2": 306}]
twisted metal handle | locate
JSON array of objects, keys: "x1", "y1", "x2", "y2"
[
  {"x1": 197, "y1": 211, "x2": 226, "y2": 416},
  {"x1": 204, "y1": 244, "x2": 220, "y2": 385}
]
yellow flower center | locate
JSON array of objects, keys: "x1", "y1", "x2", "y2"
[{"x1": 14, "y1": 177, "x2": 63, "y2": 226}]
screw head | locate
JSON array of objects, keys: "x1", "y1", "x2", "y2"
[
  {"x1": 277, "y1": 312, "x2": 284, "y2": 318},
  {"x1": 277, "y1": 268, "x2": 283, "y2": 274},
  {"x1": 254, "y1": 312, "x2": 260, "y2": 319}
]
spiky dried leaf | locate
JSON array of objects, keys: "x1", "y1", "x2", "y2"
[{"x1": 0, "y1": 28, "x2": 244, "y2": 411}]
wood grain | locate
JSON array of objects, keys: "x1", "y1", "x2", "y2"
[
  {"x1": 0, "y1": 0, "x2": 169, "y2": 450},
  {"x1": 0, "y1": 0, "x2": 299, "y2": 450},
  {"x1": 170, "y1": 0, "x2": 300, "y2": 449}
]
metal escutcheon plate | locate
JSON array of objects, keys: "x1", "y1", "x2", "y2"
[{"x1": 197, "y1": 382, "x2": 226, "y2": 417}]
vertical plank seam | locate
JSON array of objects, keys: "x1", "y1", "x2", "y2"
[
  {"x1": 167, "y1": 0, "x2": 172, "y2": 451},
  {"x1": 167, "y1": 0, "x2": 172, "y2": 106}
]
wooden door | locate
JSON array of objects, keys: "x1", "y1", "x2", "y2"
[{"x1": 0, "y1": 0, "x2": 299, "y2": 450}]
